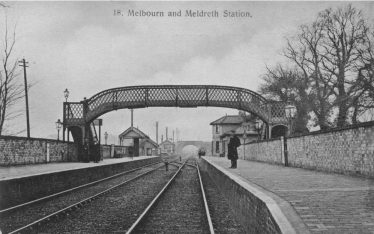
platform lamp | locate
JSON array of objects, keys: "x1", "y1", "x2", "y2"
[
  {"x1": 64, "y1": 88, "x2": 69, "y2": 102},
  {"x1": 255, "y1": 119, "x2": 263, "y2": 141},
  {"x1": 55, "y1": 119, "x2": 62, "y2": 141},
  {"x1": 285, "y1": 102, "x2": 297, "y2": 136},
  {"x1": 104, "y1": 131, "x2": 108, "y2": 145},
  {"x1": 284, "y1": 102, "x2": 297, "y2": 167},
  {"x1": 242, "y1": 125, "x2": 248, "y2": 159},
  {"x1": 63, "y1": 88, "x2": 70, "y2": 142}
]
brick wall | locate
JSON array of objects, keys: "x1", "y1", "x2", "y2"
[
  {"x1": 288, "y1": 122, "x2": 374, "y2": 177},
  {"x1": 238, "y1": 138, "x2": 284, "y2": 165},
  {"x1": 0, "y1": 136, "x2": 78, "y2": 166}
]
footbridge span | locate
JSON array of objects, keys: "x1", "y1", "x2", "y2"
[{"x1": 63, "y1": 85, "x2": 288, "y2": 161}]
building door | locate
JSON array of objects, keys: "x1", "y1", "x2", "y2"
[
  {"x1": 222, "y1": 140, "x2": 226, "y2": 157},
  {"x1": 133, "y1": 138, "x2": 139, "y2": 156}
]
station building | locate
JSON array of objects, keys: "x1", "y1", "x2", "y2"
[
  {"x1": 118, "y1": 127, "x2": 158, "y2": 156},
  {"x1": 210, "y1": 113, "x2": 259, "y2": 157},
  {"x1": 159, "y1": 139, "x2": 175, "y2": 156}
]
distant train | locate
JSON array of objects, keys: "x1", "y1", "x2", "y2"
[{"x1": 198, "y1": 147, "x2": 206, "y2": 157}]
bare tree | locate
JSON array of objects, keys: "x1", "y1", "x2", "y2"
[
  {"x1": 351, "y1": 31, "x2": 374, "y2": 122},
  {"x1": 317, "y1": 5, "x2": 371, "y2": 127},
  {"x1": 0, "y1": 16, "x2": 23, "y2": 135},
  {"x1": 284, "y1": 21, "x2": 335, "y2": 130},
  {"x1": 267, "y1": 4, "x2": 374, "y2": 130}
]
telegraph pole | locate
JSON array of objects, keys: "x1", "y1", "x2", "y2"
[
  {"x1": 130, "y1": 109, "x2": 134, "y2": 128},
  {"x1": 156, "y1": 121, "x2": 159, "y2": 144},
  {"x1": 19, "y1": 58, "x2": 30, "y2": 138}
]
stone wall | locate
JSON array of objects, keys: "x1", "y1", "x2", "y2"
[
  {"x1": 237, "y1": 121, "x2": 374, "y2": 178},
  {"x1": 238, "y1": 138, "x2": 284, "y2": 165},
  {"x1": 288, "y1": 122, "x2": 374, "y2": 177},
  {"x1": 0, "y1": 136, "x2": 78, "y2": 166}
]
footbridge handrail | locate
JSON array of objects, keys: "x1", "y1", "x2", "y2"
[{"x1": 64, "y1": 85, "x2": 287, "y2": 126}]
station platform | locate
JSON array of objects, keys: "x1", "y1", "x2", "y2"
[
  {"x1": 203, "y1": 156, "x2": 374, "y2": 233},
  {"x1": 0, "y1": 156, "x2": 156, "y2": 181},
  {"x1": 0, "y1": 156, "x2": 162, "y2": 209}
]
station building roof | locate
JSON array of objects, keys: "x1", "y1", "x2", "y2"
[
  {"x1": 119, "y1": 126, "x2": 149, "y2": 139},
  {"x1": 210, "y1": 115, "x2": 244, "y2": 125}
]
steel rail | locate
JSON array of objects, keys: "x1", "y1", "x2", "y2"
[
  {"x1": 169, "y1": 162, "x2": 184, "y2": 168},
  {"x1": 185, "y1": 162, "x2": 198, "y2": 168},
  {"x1": 0, "y1": 161, "x2": 162, "y2": 215},
  {"x1": 196, "y1": 161, "x2": 215, "y2": 234},
  {"x1": 8, "y1": 163, "x2": 167, "y2": 234},
  {"x1": 125, "y1": 160, "x2": 187, "y2": 234},
  {"x1": 126, "y1": 158, "x2": 214, "y2": 234}
]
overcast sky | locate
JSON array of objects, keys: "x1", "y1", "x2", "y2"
[{"x1": 1, "y1": 1, "x2": 373, "y2": 143}]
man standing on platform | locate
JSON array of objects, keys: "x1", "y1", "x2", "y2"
[{"x1": 228, "y1": 131, "x2": 241, "y2": 168}]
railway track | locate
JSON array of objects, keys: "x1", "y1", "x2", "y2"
[
  {"x1": 0, "y1": 160, "x2": 176, "y2": 234},
  {"x1": 126, "y1": 158, "x2": 215, "y2": 234},
  {"x1": 2, "y1": 156, "x2": 245, "y2": 233}
]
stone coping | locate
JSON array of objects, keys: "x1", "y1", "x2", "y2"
[
  {"x1": 289, "y1": 120, "x2": 374, "y2": 139},
  {"x1": 0, "y1": 135, "x2": 74, "y2": 144},
  {"x1": 203, "y1": 157, "x2": 310, "y2": 234},
  {"x1": 0, "y1": 156, "x2": 158, "y2": 181}
]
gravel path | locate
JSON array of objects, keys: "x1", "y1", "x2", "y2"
[
  {"x1": 133, "y1": 162, "x2": 210, "y2": 234},
  {"x1": 34, "y1": 165, "x2": 178, "y2": 233}
]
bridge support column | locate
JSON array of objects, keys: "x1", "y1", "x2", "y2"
[
  {"x1": 268, "y1": 124, "x2": 272, "y2": 139},
  {"x1": 83, "y1": 124, "x2": 90, "y2": 162}
]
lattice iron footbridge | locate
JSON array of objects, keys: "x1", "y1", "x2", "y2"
[{"x1": 63, "y1": 85, "x2": 288, "y2": 161}]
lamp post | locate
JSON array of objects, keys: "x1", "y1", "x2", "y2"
[
  {"x1": 55, "y1": 119, "x2": 62, "y2": 141},
  {"x1": 104, "y1": 131, "x2": 108, "y2": 145},
  {"x1": 285, "y1": 103, "x2": 297, "y2": 136},
  {"x1": 64, "y1": 88, "x2": 69, "y2": 102},
  {"x1": 284, "y1": 102, "x2": 297, "y2": 167},
  {"x1": 63, "y1": 88, "x2": 69, "y2": 142},
  {"x1": 242, "y1": 128, "x2": 247, "y2": 159},
  {"x1": 255, "y1": 119, "x2": 263, "y2": 141}
]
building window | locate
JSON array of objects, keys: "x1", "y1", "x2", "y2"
[
  {"x1": 215, "y1": 125, "x2": 219, "y2": 134},
  {"x1": 215, "y1": 141, "x2": 220, "y2": 153}
]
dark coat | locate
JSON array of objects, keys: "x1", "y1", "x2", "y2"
[{"x1": 228, "y1": 135, "x2": 241, "y2": 160}]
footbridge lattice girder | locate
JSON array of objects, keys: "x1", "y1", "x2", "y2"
[
  {"x1": 64, "y1": 85, "x2": 287, "y2": 126},
  {"x1": 62, "y1": 85, "x2": 288, "y2": 162}
]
